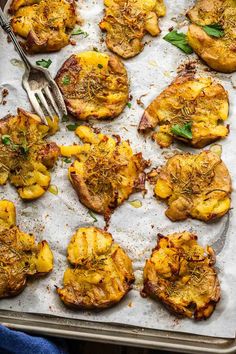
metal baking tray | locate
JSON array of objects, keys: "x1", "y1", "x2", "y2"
[{"x1": 0, "y1": 0, "x2": 236, "y2": 352}]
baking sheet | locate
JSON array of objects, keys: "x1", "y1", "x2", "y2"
[{"x1": 0, "y1": 0, "x2": 236, "y2": 339}]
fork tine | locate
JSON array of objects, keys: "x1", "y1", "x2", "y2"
[
  {"x1": 44, "y1": 86, "x2": 61, "y2": 118},
  {"x1": 49, "y1": 80, "x2": 67, "y2": 117},
  {"x1": 27, "y1": 91, "x2": 48, "y2": 125},
  {"x1": 37, "y1": 90, "x2": 55, "y2": 120}
]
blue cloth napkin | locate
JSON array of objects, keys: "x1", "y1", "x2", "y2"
[{"x1": 0, "y1": 325, "x2": 68, "y2": 354}]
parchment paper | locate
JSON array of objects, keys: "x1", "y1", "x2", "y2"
[{"x1": 0, "y1": 0, "x2": 236, "y2": 339}]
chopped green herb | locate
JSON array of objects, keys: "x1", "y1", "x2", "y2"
[
  {"x1": 19, "y1": 145, "x2": 29, "y2": 155},
  {"x1": 202, "y1": 23, "x2": 224, "y2": 38},
  {"x1": 62, "y1": 76, "x2": 70, "y2": 85},
  {"x1": 48, "y1": 185, "x2": 58, "y2": 195},
  {"x1": 93, "y1": 47, "x2": 99, "y2": 52},
  {"x1": 66, "y1": 123, "x2": 78, "y2": 131},
  {"x1": 62, "y1": 114, "x2": 69, "y2": 122},
  {"x1": 127, "y1": 102, "x2": 132, "y2": 109},
  {"x1": 1, "y1": 135, "x2": 11, "y2": 145},
  {"x1": 97, "y1": 63, "x2": 103, "y2": 69},
  {"x1": 163, "y1": 30, "x2": 193, "y2": 54},
  {"x1": 63, "y1": 157, "x2": 72, "y2": 163},
  {"x1": 171, "y1": 122, "x2": 193, "y2": 139},
  {"x1": 36, "y1": 59, "x2": 52, "y2": 69},
  {"x1": 88, "y1": 210, "x2": 98, "y2": 222},
  {"x1": 72, "y1": 28, "x2": 89, "y2": 37}
]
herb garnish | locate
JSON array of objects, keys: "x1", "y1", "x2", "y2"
[
  {"x1": 66, "y1": 123, "x2": 78, "y2": 131},
  {"x1": 202, "y1": 23, "x2": 224, "y2": 38},
  {"x1": 72, "y1": 28, "x2": 89, "y2": 37},
  {"x1": 127, "y1": 102, "x2": 132, "y2": 109},
  {"x1": 171, "y1": 122, "x2": 193, "y2": 139},
  {"x1": 63, "y1": 157, "x2": 72, "y2": 163},
  {"x1": 97, "y1": 63, "x2": 103, "y2": 69},
  {"x1": 62, "y1": 76, "x2": 71, "y2": 85},
  {"x1": 61, "y1": 114, "x2": 69, "y2": 122},
  {"x1": 163, "y1": 30, "x2": 193, "y2": 54},
  {"x1": 36, "y1": 59, "x2": 52, "y2": 68},
  {"x1": 88, "y1": 210, "x2": 98, "y2": 222}
]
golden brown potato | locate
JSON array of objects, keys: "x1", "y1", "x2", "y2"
[
  {"x1": 60, "y1": 126, "x2": 148, "y2": 220},
  {"x1": 187, "y1": 0, "x2": 236, "y2": 72},
  {"x1": 100, "y1": 0, "x2": 166, "y2": 58},
  {"x1": 57, "y1": 227, "x2": 134, "y2": 309},
  {"x1": 0, "y1": 200, "x2": 53, "y2": 299},
  {"x1": 150, "y1": 150, "x2": 231, "y2": 222},
  {"x1": 0, "y1": 108, "x2": 59, "y2": 200},
  {"x1": 139, "y1": 75, "x2": 229, "y2": 148},
  {"x1": 10, "y1": 0, "x2": 77, "y2": 53},
  {"x1": 55, "y1": 51, "x2": 129, "y2": 121},
  {"x1": 142, "y1": 232, "x2": 220, "y2": 320}
]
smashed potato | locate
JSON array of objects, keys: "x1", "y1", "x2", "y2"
[
  {"x1": 0, "y1": 200, "x2": 53, "y2": 299},
  {"x1": 142, "y1": 232, "x2": 220, "y2": 320},
  {"x1": 0, "y1": 108, "x2": 59, "y2": 200},
  {"x1": 150, "y1": 150, "x2": 231, "y2": 221},
  {"x1": 100, "y1": 0, "x2": 166, "y2": 58},
  {"x1": 139, "y1": 75, "x2": 229, "y2": 148},
  {"x1": 10, "y1": 0, "x2": 77, "y2": 53},
  {"x1": 56, "y1": 51, "x2": 129, "y2": 121},
  {"x1": 187, "y1": 0, "x2": 236, "y2": 72},
  {"x1": 57, "y1": 227, "x2": 134, "y2": 309},
  {"x1": 60, "y1": 126, "x2": 148, "y2": 220}
]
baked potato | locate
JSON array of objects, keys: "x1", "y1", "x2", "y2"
[
  {"x1": 0, "y1": 200, "x2": 53, "y2": 299},
  {"x1": 0, "y1": 108, "x2": 59, "y2": 200},
  {"x1": 57, "y1": 226, "x2": 134, "y2": 309},
  {"x1": 55, "y1": 51, "x2": 129, "y2": 121},
  {"x1": 99, "y1": 0, "x2": 166, "y2": 59},
  {"x1": 10, "y1": 0, "x2": 77, "y2": 53},
  {"x1": 150, "y1": 150, "x2": 231, "y2": 221},
  {"x1": 139, "y1": 75, "x2": 229, "y2": 148},
  {"x1": 60, "y1": 126, "x2": 148, "y2": 220},
  {"x1": 142, "y1": 232, "x2": 220, "y2": 320},
  {"x1": 187, "y1": 0, "x2": 236, "y2": 72}
]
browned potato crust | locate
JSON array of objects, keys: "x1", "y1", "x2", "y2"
[
  {"x1": 187, "y1": 0, "x2": 236, "y2": 72},
  {"x1": 100, "y1": 0, "x2": 166, "y2": 59},
  {"x1": 142, "y1": 232, "x2": 220, "y2": 320},
  {"x1": 150, "y1": 150, "x2": 231, "y2": 222},
  {"x1": 0, "y1": 200, "x2": 53, "y2": 299},
  {"x1": 0, "y1": 108, "x2": 59, "y2": 200},
  {"x1": 57, "y1": 227, "x2": 134, "y2": 309},
  {"x1": 10, "y1": 0, "x2": 77, "y2": 53},
  {"x1": 55, "y1": 51, "x2": 129, "y2": 121},
  {"x1": 139, "y1": 75, "x2": 229, "y2": 148},
  {"x1": 60, "y1": 126, "x2": 148, "y2": 220}
]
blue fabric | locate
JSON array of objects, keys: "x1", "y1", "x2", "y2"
[{"x1": 0, "y1": 325, "x2": 68, "y2": 354}]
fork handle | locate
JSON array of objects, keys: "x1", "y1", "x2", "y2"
[{"x1": 0, "y1": 7, "x2": 32, "y2": 70}]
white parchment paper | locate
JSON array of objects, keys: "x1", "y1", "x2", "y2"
[{"x1": 0, "y1": 0, "x2": 236, "y2": 339}]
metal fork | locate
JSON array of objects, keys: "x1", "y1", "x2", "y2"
[{"x1": 0, "y1": 7, "x2": 67, "y2": 125}]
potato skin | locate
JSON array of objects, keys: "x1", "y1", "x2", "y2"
[
  {"x1": 139, "y1": 75, "x2": 229, "y2": 148},
  {"x1": 10, "y1": 0, "x2": 77, "y2": 53},
  {"x1": 100, "y1": 0, "x2": 166, "y2": 59},
  {"x1": 55, "y1": 51, "x2": 129, "y2": 121},
  {"x1": 151, "y1": 150, "x2": 231, "y2": 222},
  {"x1": 57, "y1": 227, "x2": 134, "y2": 309},
  {"x1": 187, "y1": 0, "x2": 236, "y2": 73},
  {"x1": 142, "y1": 232, "x2": 221, "y2": 320},
  {"x1": 0, "y1": 108, "x2": 59, "y2": 200},
  {"x1": 0, "y1": 200, "x2": 53, "y2": 299}
]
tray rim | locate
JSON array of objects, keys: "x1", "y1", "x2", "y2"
[{"x1": 0, "y1": 310, "x2": 235, "y2": 353}]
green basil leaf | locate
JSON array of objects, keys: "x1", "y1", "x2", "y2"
[
  {"x1": 171, "y1": 122, "x2": 193, "y2": 139},
  {"x1": 127, "y1": 102, "x2": 132, "y2": 109},
  {"x1": 36, "y1": 59, "x2": 52, "y2": 68},
  {"x1": 163, "y1": 30, "x2": 193, "y2": 54},
  {"x1": 62, "y1": 76, "x2": 71, "y2": 85},
  {"x1": 72, "y1": 28, "x2": 89, "y2": 37},
  {"x1": 1, "y1": 135, "x2": 11, "y2": 145},
  {"x1": 66, "y1": 123, "x2": 78, "y2": 131},
  {"x1": 202, "y1": 23, "x2": 224, "y2": 38}
]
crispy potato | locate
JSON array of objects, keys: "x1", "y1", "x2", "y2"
[
  {"x1": 60, "y1": 126, "x2": 148, "y2": 220},
  {"x1": 150, "y1": 150, "x2": 231, "y2": 221},
  {"x1": 100, "y1": 0, "x2": 166, "y2": 58},
  {"x1": 187, "y1": 0, "x2": 236, "y2": 72},
  {"x1": 142, "y1": 232, "x2": 220, "y2": 319},
  {"x1": 0, "y1": 200, "x2": 53, "y2": 299},
  {"x1": 57, "y1": 227, "x2": 134, "y2": 309},
  {"x1": 0, "y1": 108, "x2": 59, "y2": 200},
  {"x1": 10, "y1": 0, "x2": 77, "y2": 53},
  {"x1": 139, "y1": 75, "x2": 229, "y2": 148},
  {"x1": 55, "y1": 51, "x2": 129, "y2": 121}
]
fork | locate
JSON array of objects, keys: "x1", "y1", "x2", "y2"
[{"x1": 0, "y1": 7, "x2": 67, "y2": 125}]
